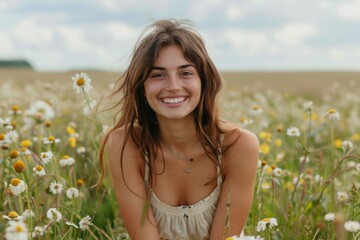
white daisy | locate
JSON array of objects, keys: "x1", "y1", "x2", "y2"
[
  {"x1": 324, "y1": 212, "x2": 335, "y2": 221},
  {"x1": 33, "y1": 165, "x2": 46, "y2": 176},
  {"x1": 47, "y1": 208, "x2": 62, "y2": 222},
  {"x1": 72, "y1": 72, "x2": 93, "y2": 94},
  {"x1": 49, "y1": 181, "x2": 64, "y2": 195},
  {"x1": 22, "y1": 209, "x2": 35, "y2": 220},
  {"x1": 342, "y1": 140, "x2": 353, "y2": 151},
  {"x1": 325, "y1": 108, "x2": 340, "y2": 121},
  {"x1": 5, "y1": 220, "x2": 28, "y2": 240},
  {"x1": 5, "y1": 130, "x2": 19, "y2": 144},
  {"x1": 40, "y1": 151, "x2": 53, "y2": 165},
  {"x1": 344, "y1": 221, "x2": 360, "y2": 232},
  {"x1": 272, "y1": 167, "x2": 282, "y2": 177},
  {"x1": 25, "y1": 100, "x2": 55, "y2": 122},
  {"x1": 32, "y1": 225, "x2": 46, "y2": 237},
  {"x1": 43, "y1": 136, "x2": 61, "y2": 145},
  {"x1": 256, "y1": 217, "x2": 278, "y2": 232},
  {"x1": 250, "y1": 105, "x2": 263, "y2": 115},
  {"x1": 59, "y1": 155, "x2": 75, "y2": 167},
  {"x1": 299, "y1": 156, "x2": 310, "y2": 163},
  {"x1": 2, "y1": 211, "x2": 23, "y2": 221},
  {"x1": 304, "y1": 101, "x2": 314, "y2": 112},
  {"x1": 20, "y1": 147, "x2": 31, "y2": 156},
  {"x1": 239, "y1": 117, "x2": 254, "y2": 127},
  {"x1": 9, "y1": 178, "x2": 27, "y2": 196},
  {"x1": 66, "y1": 187, "x2": 79, "y2": 199},
  {"x1": 0, "y1": 117, "x2": 13, "y2": 129},
  {"x1": 79, "y1": 215, "x2": 92, "y2": 230},
  {"x1": 77, "y1": 146, "x2": 86, "y2": 154},
  {"x1": 286, "y1": 126, "x2": 300, "y2": 137},
  {"x1": 337, "y1": 191, "x2": 349, "y2": 202}
]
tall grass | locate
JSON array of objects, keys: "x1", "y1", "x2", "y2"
[{"x1": 0, "y1": 73, "x2": 359, "y2": 239}]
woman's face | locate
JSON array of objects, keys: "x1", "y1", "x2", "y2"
[{"x1": 144, "y1": 44, "x2": 201, "y2": 122}]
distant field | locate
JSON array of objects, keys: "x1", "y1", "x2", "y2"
[{"x1": 1, "y1": 68, "x2": 360, "y2": 95}]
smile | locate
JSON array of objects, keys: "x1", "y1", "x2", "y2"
[{"x1": 160, "y1": 97, "x2": 187, "y2": 104}]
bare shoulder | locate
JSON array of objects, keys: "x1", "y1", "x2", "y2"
[
  {"x1": 106, "y1": 125, "x2": 143, "y2": 174},
  {"x1": 221, "y1": 122, "x2": 259, "y2": 172},
  {"x1": 221, "y1": 122, "x2": 259, "y2": 151}
]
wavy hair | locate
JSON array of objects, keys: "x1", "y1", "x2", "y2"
[{"x1": 97, "y1": 19, "x2": 225, "y2": 187}]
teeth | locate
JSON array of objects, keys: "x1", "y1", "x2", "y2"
[{"x1": 162, "y1": 97, "x2": 186, "y2": 104}]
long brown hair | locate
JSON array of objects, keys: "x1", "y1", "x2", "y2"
[{"x1": 98, "y1": 19, "x2": 225, "y2": 187}]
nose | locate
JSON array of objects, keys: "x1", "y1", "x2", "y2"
[{"x1": 166, "y1": 73, "x2": 181, "y2": 91}]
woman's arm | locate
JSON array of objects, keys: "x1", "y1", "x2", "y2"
[
  {"x1": 209, "y1": 128, "x2": 259, "y2": 239},
  {"x1": 107, "y1": 128, "x2": 160, "y2": 239}
]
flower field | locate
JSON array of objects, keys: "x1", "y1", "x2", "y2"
[{"x1": 0, "y1": 71, "x2": 359, "y2": 239}]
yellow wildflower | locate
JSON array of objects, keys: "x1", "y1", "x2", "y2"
[
  {"x1": 274, "y1": 138, "x2": 282, "y2": 147},
  {"x1": 260, "y1": 143, "x2": 270, "y2": 155},
  {"x1": 20, "y1": 139, "x2": 32, "y2": 148},
  {"x1": 334, "y1": 139, "x2": 342, "y2": 149},
  {"x1": 68, "y1": 136, "x2": 76, "y2": 148},
  {"x1": 259, "y1": 131, "x2": 272, "y2": 142}
]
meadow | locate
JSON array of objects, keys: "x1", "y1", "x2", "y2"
[{"x1": 0, "y1": 69, "x2": 359, "y2": 239}]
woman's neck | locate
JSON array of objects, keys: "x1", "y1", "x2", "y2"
[{"x1": 157, "y1": 115, "x2": 198, "y2": 151}]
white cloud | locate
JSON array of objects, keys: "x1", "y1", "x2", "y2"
[
  {"x1": 57, "y1": 27, "x2": 91, "y2": 51},
  {"x1": 224, "y1": 29, "x2": 268, "y2": 54},
  {"x1": 226, "y1": 5, "x2": 244, "y2": 20},
  {"x1": 104, "y1": 22, "x2": 138, "y2": 41},
  {"x1": 11, "y1": 19, "x2": 53, "y2": 46},
  {"x1": 274, "y1": 23, "x2": 317, "y2": 46},
  {"x1": 0, "y1": 33, "x2": 13, "y2": 54},
  {"x1": 337, "y1": 1, "x2": 360, "y2": 21},
  {"x1": 329, "y1": 48, "x2": 346, "y2": 60}
]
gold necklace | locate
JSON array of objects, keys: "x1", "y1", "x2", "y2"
[{"x1": 160, "y1": 140, "x2": 195, "y2": 174}]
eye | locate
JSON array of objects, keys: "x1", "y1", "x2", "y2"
[
  {"x1": 180, "y1": 71, "x2": 193, "y2": 77},
  {"x1": 150, "y1": 73, "x2": 166, "y2": 79}
]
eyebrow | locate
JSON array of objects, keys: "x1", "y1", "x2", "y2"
[{"x1": 151, "y1": 64, "x2": 196, "y2": 71}]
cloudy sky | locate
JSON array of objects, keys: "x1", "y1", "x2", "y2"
[{"x1": 1, "y1": 0, "x2": 360, "y2": 71}]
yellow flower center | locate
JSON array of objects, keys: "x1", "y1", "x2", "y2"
[
  {"x1": 20, "y1": 139, "x2": 32, "y2": 147},
  {"x1": 20, "y1": 147, "x2": 27, "y2": 153},
  {"x1": 252, "y1": 105, "x2": 261, "y2": 110},
  {"x1": 328, "y1": 109, "x2": 337, "y2": 114},
  {"x1": 62, "y1": 155, "x2": 70, "y2": 159},
  {"x1": 239, "y1": 117, "x2": 246, "y2": 123},
  {"x1": 77, "y1": 78, "x2": 85, "y2": 86},
  {"x1": 41, "y1": 153, "x2": 47, "y2": 158},
  {"x1": 11, "y1": 105, "x2": 19, "y2": 112},
  {"x1": 10, "y1": 150, "x2": 19, "y2": 159},
  {"x1": 35, "y1": 165, "x2": 43, "y2": 171},
  {"x1": 13, "y1": 160, "x2": 26, "y2": 173},
  {"x1": 0, "y1": 134, "x2": 4, "y2": 140},
  {"x1": 76, "y1": 179, "x2": 84, "y2": 187},
  {"x1": 48, "y1": 136, "x2": 55, "y2": 141},
  {"x1": 262, "y1": 218, "x2": 270, "y2": 223},
  {"x1": 16, "y1": 225, "x2": 23, "y2": 232},
  {"x1": 44, "y1": 120, "x2": 52, "y2": 127},
  {"x1": 11, "y1": 178, "x2": 21, "y2": 186},
  {"x1": 8, "y1": 211, "x2": 19, "y2": 218}
]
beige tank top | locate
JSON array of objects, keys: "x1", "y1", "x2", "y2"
[{"x1": 144, "y1": 153, "x2": 222, "y2": 240}]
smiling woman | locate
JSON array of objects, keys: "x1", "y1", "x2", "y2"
[{"x1": 97, "y1": 19, "x2": 259, "y2": 240}]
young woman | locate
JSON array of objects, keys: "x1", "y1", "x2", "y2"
[{"x1": 99, "y1": 19, "x2": 259, "y2": 239}]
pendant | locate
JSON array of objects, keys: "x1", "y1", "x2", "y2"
[{"x1": 186, "y1": 169, "x2": 191, "y2": 174}]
